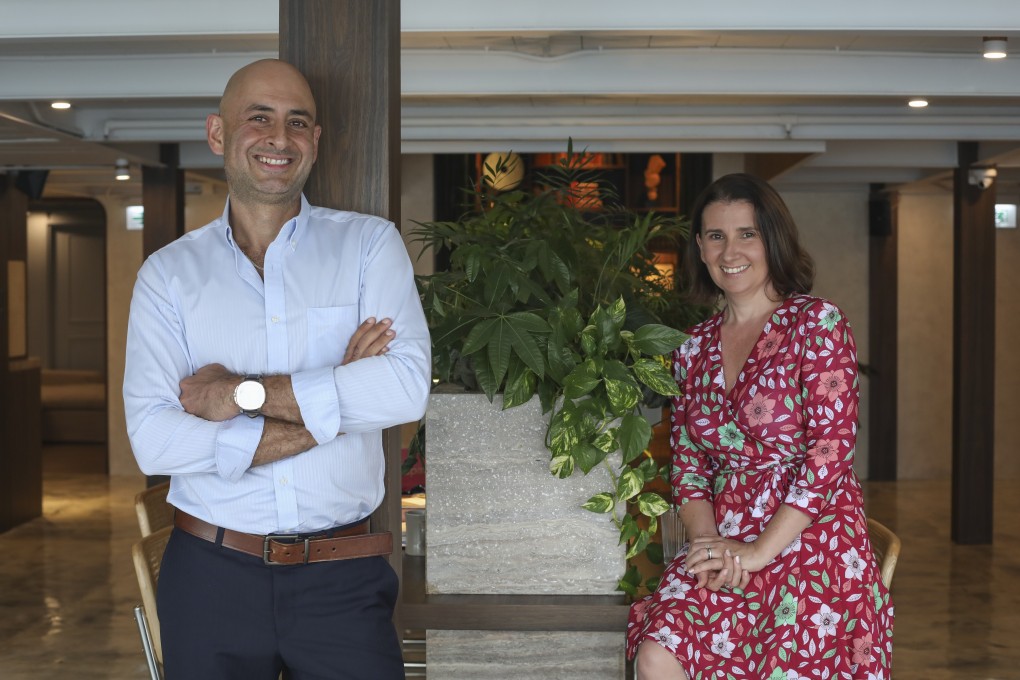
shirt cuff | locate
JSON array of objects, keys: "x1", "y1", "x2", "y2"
[
  {"x1": 291, "y1": 366, "x2": 341, "y2": 446},
  {"x1": 215, "y1": 416, "x2": 263, "y2": 482}
]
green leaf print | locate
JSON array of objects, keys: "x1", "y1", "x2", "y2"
[
  {"x1": 717, "y1": 421, "x2": 745, "y2": 450},
  {"x1": 774, "y1": 592, "x2": 797, "y2": 627},
  {"x1": 767, "y1": 669, "x2": 787, "y2": 680},
  {"x1": 784, "y1": 395, "x2": 794, "y2": 411},
  {"x1": 821, "y1": 570, "x2": 831, "y2": 588}
]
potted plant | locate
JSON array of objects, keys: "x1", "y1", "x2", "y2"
[{"x1": 413, "y1": 147, "x2": 703, "y2": 598}]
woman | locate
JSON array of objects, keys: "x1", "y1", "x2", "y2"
[{"x1": 628, "y1": 174, "x2": 893, "y2": 679}]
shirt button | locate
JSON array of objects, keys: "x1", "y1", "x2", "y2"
[
  {"x1": 271, "y1": 316, "x2": 280, "y2": 323},
  {"x1": 280, "y1": 477, "x2": 288, "y2": 486}
]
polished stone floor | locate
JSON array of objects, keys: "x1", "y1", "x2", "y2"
[{"x1": 1, "y1": 446, "x2": 1018, "y2": 679}]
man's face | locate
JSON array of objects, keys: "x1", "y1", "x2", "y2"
[{"x1": 207, "y1": 62, "x2": 322, "y2": 208}]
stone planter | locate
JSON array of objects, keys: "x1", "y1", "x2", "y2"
[{"x1": 424, "y1": 392, "x2": 625, "y2": 679}]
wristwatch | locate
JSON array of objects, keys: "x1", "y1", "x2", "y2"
[{"x1": 233, "y1": 374, "x2": 266, "y2": 418}]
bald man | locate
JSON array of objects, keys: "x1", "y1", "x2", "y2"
[{"x1": 124, "y1": 59, "x2": 430, "y2": 679}]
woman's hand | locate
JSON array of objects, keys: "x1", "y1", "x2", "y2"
[
  {"x1": 687, "y1": 535, "x2": 763, "y2": 589},
  {"x1": 342, "y1": 317, "x2": 394, "y2": 365}
]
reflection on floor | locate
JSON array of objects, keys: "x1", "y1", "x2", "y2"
[{"x1": 1, "y1": 447, "x2": 1018, "y2": 679}]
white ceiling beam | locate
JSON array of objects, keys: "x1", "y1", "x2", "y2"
[
  {"x1": 5, "y1": 0, "x2": 1018, "y2": 37},
  {"x1": 403, "y1": 49, "x2": 1020, "y2": 98}
]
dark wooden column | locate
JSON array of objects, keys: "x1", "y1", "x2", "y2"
[
  {"x1": 142, "y1": 143, "x2": 185, "y2": 259},
  {"x1": 952, "y1": 142, "x2": 996, "y2": 544},
  {"x1": 142, "y1": 143, "x2": 185, "y2": 487},
  {"x1": 868, "y1": 187, "x2": 898, "y2": 481},
  {"x1": 279, "y1": 0, "x2": 403, "y2": 568},
  {"x1": 0, "y1": 176, "x2": 42, "y2": 532}
]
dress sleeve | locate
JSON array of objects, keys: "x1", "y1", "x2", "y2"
[
  {"x1": 669, "y1": 343, "x2": 716, "y2": 505},
  {"x1": 784, "y1": 301, "x2": 859, "y2": 520}
]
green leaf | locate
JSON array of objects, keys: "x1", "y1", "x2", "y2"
[
  {"x1": 504, "y1": 317, "x2": 547, "y2": 378},
  {"x1": 626, "y1": 528, "x2": 652, "y2": 559},
  {"x1": 645, "y1": 541, "x2": 664, "y2": 565},
  {"x1": 547, "y1": 407, "x2": 579, "y2": 456},
  {"x1": 471, "y1": 351, "x2": 498, "y2": 402},
  {"x1": 572, "y1": 442, "x2": 607, "y2": 474},
  {"x1": 633, "y1": 358, "x2": 682, "y2": 396},
  {"x1": 487, "y1": 323, "x2": 512, "y2": 387},
  {"x1": 582, "y1": 492, "x2": 615, "y2": 514},
  {"x1": 618, "y1": 413, "x2": 653, "y2": 463},
  {"x1": 620, "y1": 514, "x2": 640, "y2": 543},
  {"x1": 632, "y1": 324, "x2": 688, "y2": 355},
  {"x1": 592, "y1": 430, "x2": 616, "y2": 453},
  {"x1": 636, "y1": 492, "x2": 671, "y2": 518},
  {"x1": 549, "y1": 454, "x2": 574, "y2": 478},
  {"x1": 616, "y1": 468, "x2": 644, "y2": 502},
  {"x1": 580, "y1": 325, "x2": 597, "y2": 356},
  {"x1": 461, "y1": 317, "x2": 498, "y2": 356},
  {"x1": 563, "y1": 360, "x2": 600, "y2": 399},
  {"x1": 603, "y1": 360, "x2": 642, "y2": 414},
  {"x1": 502, "y1": 358, "x2": 537, "y2": 409}
]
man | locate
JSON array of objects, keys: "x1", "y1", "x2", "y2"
[{"x1": 124, "y1": 59, "x2": 430, "y2": 680}]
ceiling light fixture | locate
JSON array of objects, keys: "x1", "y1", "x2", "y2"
[
  {"x1": 50, "y1": 101, "x2": 71, "y2": 110},
  {"x1": 983, "y1": 37, "x2": 1007, "y2": 59},
  {"x1": 115, "y1": 159, "x2": 131, "y2": 181},
  {"x1": 908, "y1": 98, "x2": 929, "y2": 108}
]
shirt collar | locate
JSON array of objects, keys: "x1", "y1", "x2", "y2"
[{"x1": 220, "y1": 194, "x2": 310, "y2": 249}]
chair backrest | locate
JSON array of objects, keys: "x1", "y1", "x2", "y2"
[
  {"x1": 135, "y1": 482, "x2": 174, "y2": 537},
  {"x1": 867, "y1": 517, "x2": 901, "y2": 588},
  {"x1": 132, "y1": 526, "x2": 172, "y2": 666}
]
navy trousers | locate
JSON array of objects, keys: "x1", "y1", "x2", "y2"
[{"x1": 157, "y1": 528, "x2": 405, "y2": 680}]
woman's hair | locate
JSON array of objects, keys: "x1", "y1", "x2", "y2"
[{"x1": 683, "y1": 172, "x2": 815, "y2": 304}]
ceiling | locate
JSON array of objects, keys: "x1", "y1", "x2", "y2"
[{"x1": 2, "y1": 1, "x2": 1020, "y2": 200}]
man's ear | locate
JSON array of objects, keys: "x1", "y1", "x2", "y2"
[
  {"x1": 207, "y1": 114, "x2": 225, "y2": 156},
  {"x1": 312, "y1": 124, "x2": 322, "y2": 163}
]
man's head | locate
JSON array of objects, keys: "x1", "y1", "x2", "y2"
[{"x1": 207, "y1": 59, "x2": 322, "y2": 209}]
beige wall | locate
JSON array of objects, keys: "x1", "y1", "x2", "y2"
[
  {"x1": 97, "y1": 195, "x2": 145, "y2": 478},
  {"x1": 896, "y1": 191, "x2": 954, "y2": 479},
  {"x1": 781, "y1": 189, "x2": 871, "y2": 477},
  {"x1": 400, "y1": 154, "x2": 435, "y2": 277}
]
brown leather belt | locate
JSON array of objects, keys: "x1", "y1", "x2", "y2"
[{"x1": 174, "y1": 510, "x2": 392, "y2": 565}]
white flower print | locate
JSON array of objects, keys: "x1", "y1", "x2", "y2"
[
  {"x1": 652, "y1": 626, "x2": 681, "y2": 652},
  {"x1": 817, "y1": 302, "x2": 842, "y2": 331},
  {"x1": 751, "y1": 491, "x2": 770, "y2": 519},
  {"x1": 780, "y1": 533, "x2": 802, "y2": 557},
  {"x1": 787, "y1": 672, "x2": 811, "y2": 680},
  {"x1": 680, "y1": 335, "x2": 702, "y2": 360},
  {"x1": 866, "y1": 672, "x2": 886, "y2": 680},
  {"x1": 811, "y1": 604, "x2": 839, "y2": 637},
  {"x1": 710, "y1": 629, "x2": 736, "y2": 658},
  {"x1": 786, "y1": 486, "x2": 811, "y2": 508},
  {"x1": 718, "y1": 509, "x2": 744, "y2": 537},
  {"x1": 659, "y1": 573, "x2": 692, "y2": 600},
  {"x1": 841, "y1": 547, "x2": 865, "y2": 580}
]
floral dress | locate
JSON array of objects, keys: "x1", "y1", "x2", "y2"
[{"x1": 626, "y1": 295, "x2": 894, "y2": 679}]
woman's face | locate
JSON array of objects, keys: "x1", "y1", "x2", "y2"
[{"x1": 696, "y1": 200, "x2": 773, "y2": 302}]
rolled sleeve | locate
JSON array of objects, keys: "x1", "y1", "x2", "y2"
[
  {"x1": 215, "y1": 416, "x2": 264, "y2": 481},
  {"x1": 291, "y1": 366, "x2": 341, "y2": 445}
]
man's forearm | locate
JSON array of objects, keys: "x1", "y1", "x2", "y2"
[
  {"x1": 260, "y1": 375, "x2": 305, "y2": 425},
  {"x1": 250, "y1": 417, "x2": 317, "y2": 468}
]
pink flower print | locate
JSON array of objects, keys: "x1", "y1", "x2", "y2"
[
  {"x1": 756, "y1": 329, "x2": 782, "y2": 359},
  {"x1": 816, "y1": 369, "x2": 848, "y2": 402},
  {"x1": 809, "y1": 439, "x2": 839, "y2": 467},
  {"x1": 744, "y1": 392, "x2": 776, "y2": 426},
  {"x1": 851, "y1": 633, "x2": 874, "y2": 665}
]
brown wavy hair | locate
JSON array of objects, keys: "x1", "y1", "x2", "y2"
[{"x1": 683, "y1": 173, "x2": 815, "y2": 305}]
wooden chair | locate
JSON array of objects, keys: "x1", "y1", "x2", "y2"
[
  {"x1": 132, "y1": 526, "x2": 172, "y2": 680},
  {"x1": 135, "y1": 481, "x2": 174, "y2": 537},
  {"x1": 867, "y1": 518, "x2": 901, "y2": 588}
]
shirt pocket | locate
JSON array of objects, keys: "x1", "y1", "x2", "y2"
[{"x1": 306, "y1": 305, "x2": 360, "y2": 368}]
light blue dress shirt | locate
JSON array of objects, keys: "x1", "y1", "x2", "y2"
[{"x1": 124, "y1": 196, "x2": 431, "y2": 534}]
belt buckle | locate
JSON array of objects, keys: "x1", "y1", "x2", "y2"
[{"x1": 263, "y1": 534, "x2": 310, "y2": 565}]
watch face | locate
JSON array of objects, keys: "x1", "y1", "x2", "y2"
[{"x1": 235, "y1": 380, "x2": 266, "y2": 411}]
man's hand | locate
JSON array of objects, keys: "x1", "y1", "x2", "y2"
[
  {"x1": 180, "y1": 363, "x2": 241, "y2": 422},
  {"x1": 342, "y1": 317, "x2": 394, "y2": 365}
]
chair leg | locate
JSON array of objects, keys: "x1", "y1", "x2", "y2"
[{"x1": 134, "y1": 605, "x2": 162, "y2": 680}]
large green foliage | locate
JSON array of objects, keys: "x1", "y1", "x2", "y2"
[{"x1": 413, "y1": 148, "x2": 702, "y2": 596}]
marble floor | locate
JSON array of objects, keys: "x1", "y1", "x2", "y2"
[{"x1": 1, "y1": 446, "x2": 1018, "y2": 679}]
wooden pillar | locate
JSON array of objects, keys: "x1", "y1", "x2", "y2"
[
  {"x1": 0, "y1": 176, "x2": 42, "y2": 532},
  {"x1": 142, "y1": 143, "x2": 185, "y2": 487},
  {"x1": 868, "y1": 187, "x2": 898, "y2": 480},
  {"x1": 279, "y1": 0, "x2": 403, "y2": 569},
  {"x1": 142, "y1": 143, "x2": 185, "y2": 259},
  {"x1": 952, "y1": 142, "x2": 996, "y2": 544}
]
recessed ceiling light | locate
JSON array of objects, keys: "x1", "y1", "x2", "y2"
[
  {"x1": 908, "y1": 98, "x2": 929, "y2": 108},
  {"x1": 115, "y1": 159, "x2": 131, "y2": 181},
  {"x1": 50, "y1": 101, "x2": 71, "y2": 110},
  {"x1": 983, "y1": 37, "x2": 1007, "y2": 59}
]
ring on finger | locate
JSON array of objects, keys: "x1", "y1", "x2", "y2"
[{"x1": 706, "y1": 547, "x2": 713, "y2": 560}]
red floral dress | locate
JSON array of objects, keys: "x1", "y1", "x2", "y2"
[{"x1": 626, "y1": 295, "x2": 894, "y2": 680}]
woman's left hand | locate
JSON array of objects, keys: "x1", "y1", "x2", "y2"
[{"x1": 687, "y1": 535, "x2": 763, "y2": 586}]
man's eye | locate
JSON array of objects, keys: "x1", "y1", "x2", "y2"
[{"x1": 290, "y1": 120, "x2": 308, "y2": 128}]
